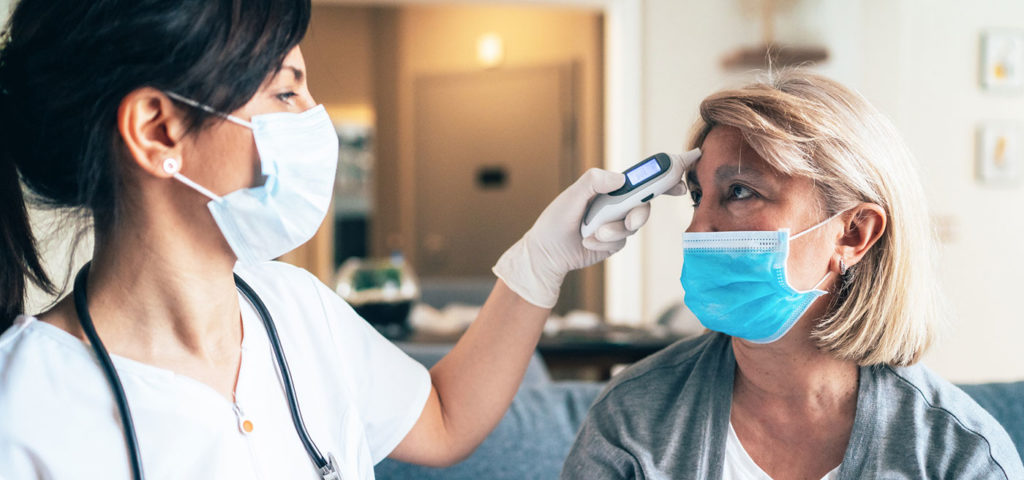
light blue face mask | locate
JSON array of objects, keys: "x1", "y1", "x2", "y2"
[
  {"x1": 679, "y1": 213, "x2": 841, "y2": 343},
  {"x1": 164, "y1": 92, "x2": 339, "y2": 265}
]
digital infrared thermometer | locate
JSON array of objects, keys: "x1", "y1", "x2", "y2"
[{"x1": 580, "y1": 148, "x2": 702, "y2": 238}]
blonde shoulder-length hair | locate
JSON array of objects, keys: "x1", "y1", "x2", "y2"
[{"x1": 689, "y1": 69, "x2": 941, "y2": 367}]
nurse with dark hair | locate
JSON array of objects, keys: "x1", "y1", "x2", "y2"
[{"x1": 0, "y1": 1, "x2": 652, "y2": 478}]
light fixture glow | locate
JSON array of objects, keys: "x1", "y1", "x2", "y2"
[{"x1": 477, "y1": 33, "x2": 504, "y2": 68}]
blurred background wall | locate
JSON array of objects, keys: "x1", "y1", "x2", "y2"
[{"x1": 7, "y1": 0, "x2": 1024, "y2": 383}]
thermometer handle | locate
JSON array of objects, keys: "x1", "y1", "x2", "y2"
[{"x1": 580, "y1": 148, "x2": 701, "y2": 238}]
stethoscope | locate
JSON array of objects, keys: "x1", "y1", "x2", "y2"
[{"x1": 72, "y1": 263, "x2": 342, "y2": 480}]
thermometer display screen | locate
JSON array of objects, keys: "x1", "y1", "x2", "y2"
[{"x1": 626, "y1": 158, "x2": 663, "y2": 185}]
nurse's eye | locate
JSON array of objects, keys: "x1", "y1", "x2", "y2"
[
  {"x1": 276, "y1": 91, "x2": 298, "y2": 103},
  {"x1": 690, "y1": 189, "x2": 702, "y2": 207},
  {"x1": 727, "y1": 184, "x2": 755, "y2": 201}
]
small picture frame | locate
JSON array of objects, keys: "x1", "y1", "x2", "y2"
[
  {"x1": 976, "y1": 121, "x2": 1023, "y2": 186},
  {"x1": 980, "y1": 30, "x2": 1024, "y2": 92}
]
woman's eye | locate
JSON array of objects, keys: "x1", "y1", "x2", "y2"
[
  {"x1": 690, "y1": 190, "x2": 702, "y2": 207},
  {"x1": 728, "y1": 184, "x2": 754, "y2": 200},
  {"x1": 276, "y1": 91, "x2": 298, "y2": 103}
]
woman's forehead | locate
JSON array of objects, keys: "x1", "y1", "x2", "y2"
[{"x1": 689, "y1": 127, "x2": 777, "y2": 184}]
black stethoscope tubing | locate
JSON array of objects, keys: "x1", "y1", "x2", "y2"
[{"x1": 72, "y1": 262, "x2": 335, "y2": 480}]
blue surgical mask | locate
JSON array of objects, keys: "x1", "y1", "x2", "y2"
[
  {"x1": 679, "y1": 213, "x2": 841, "y2": 343},
  {"x1": 165, "y1": 92, "x2": 339, "y2": 265}
]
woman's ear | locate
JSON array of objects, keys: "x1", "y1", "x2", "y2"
[
  {"x1": 836, "y1": 203, "x2": 887, "y2": 269},
  {"x1": 117, "y1": 88, "x2": 188, "y2": 179}
]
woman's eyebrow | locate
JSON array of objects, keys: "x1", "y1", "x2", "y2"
[
  {"x1": 686, "y1": 169, "x2": 700, "y2": 187},
  {"x1": 715, "y1": 163, "x2": 767, "y2": 185}
]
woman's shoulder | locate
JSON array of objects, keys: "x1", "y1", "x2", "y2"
[
  {"x1": 872, "y1": 363, "x2": 1008, "y2": 433},
  {"x1": 590, "y1": 332, "x2": 732, "y2": 413},
  {"x1": 565, "y1": 332, "x2": 734, "y2": 476},
  {"x1": 862, "y1": 363, "x2": 1024, "y2": 477}
]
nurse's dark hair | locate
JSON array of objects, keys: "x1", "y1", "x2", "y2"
[{"x1": 0, "y1": 0, "x2": 311, "y2": 328}]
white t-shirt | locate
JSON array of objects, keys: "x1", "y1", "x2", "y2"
[
  {"x1": 0, "y1": 261, "x2": 431, "y2": 479},
  {"x1": 723, "y1": 421, "x2": 840, "y2": 480}
]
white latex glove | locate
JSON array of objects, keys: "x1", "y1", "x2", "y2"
[{"x1": 493, "y1": 168, "x2": 655, "y2": 309}]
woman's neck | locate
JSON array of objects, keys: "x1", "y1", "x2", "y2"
[
  {"x1": 731, "y1": 326, "x2": 859, "y2": 409},
  {"x1": 728, "y1": 316, "x2": 860, "y2": 479}
]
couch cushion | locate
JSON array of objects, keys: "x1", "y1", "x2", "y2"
[
  {"x1": 397, "y1": 342, "x2": 552, "y2": 387},
  {"x1": 958, "y1": 381, "x2": 1024, "y2": 460},
  {"x1": 375, "y1": 381, "x2": 603, "y2": 480}
]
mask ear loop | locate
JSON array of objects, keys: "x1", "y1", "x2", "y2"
[
  {"x1": 164, "y1": 157, "x2": 222, "y2": 202},
  {"x1": 791, "y1": 209, "x2": 851, "y2": 293},
  {"x1": 161, "y1": 91, "x2": 253, "y2": 203},
  {"x1": 810, "y1": 269, "x2": 833, "y2": 292},
  {"x1": 790, "y1": 209, "x2": 847, "y2": 241},
  {"x1": 164, "y1": 91, "x2": 253, "y2": 129}
]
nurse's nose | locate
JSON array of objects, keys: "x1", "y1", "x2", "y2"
[{"x1": 297, "y1": 92, "x2": 316, "y2": 111}]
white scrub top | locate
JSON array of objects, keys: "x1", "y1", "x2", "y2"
[{"x1": 0, "y1": 261, "x2": 432, "y2": 479}]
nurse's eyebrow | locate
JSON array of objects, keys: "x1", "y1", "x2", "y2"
[
  {"x1": 287, "y1": 66, "x2": 304, "y2": 82},
  {"x1": 277, "y1": 65, "x2": 304, "y2": 82}
]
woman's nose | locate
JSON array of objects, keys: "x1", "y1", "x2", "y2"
[{"x1": 686, "y1": 207, "x2": 714, "y2": 233}]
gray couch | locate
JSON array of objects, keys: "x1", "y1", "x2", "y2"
[{"x1": 376, "y1": 345, "x2": 1024, "y2": 479}]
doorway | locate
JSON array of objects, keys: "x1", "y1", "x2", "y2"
[
  {"x1": 413, "y1": 65, "x2": 576, "y2": 277},
  {"x1": 296, "y1": 3, "x2": 606, "y2": 314}
]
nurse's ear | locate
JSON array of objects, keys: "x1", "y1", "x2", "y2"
[
  {"x1": 117, "y1": 88, "x2": 189, "y2": 179},
  {"x1": 834, "y1": 203, "x2": 887, "y2": 271}
]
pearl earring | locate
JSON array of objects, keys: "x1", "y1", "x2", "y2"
[{"x1": 162, "y1": 157, "x2": 180, "y2": 175}]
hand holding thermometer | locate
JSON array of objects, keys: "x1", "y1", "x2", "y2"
[{"x1": 580, "y1": 148, "x2": 702, "y2": 238}]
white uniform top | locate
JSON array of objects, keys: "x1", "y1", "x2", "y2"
[
  {"x1": 723, "y1": 421, "x2": 839, "y2": 480},
  {"x1": 0, "y1": 261, "x2": 432, "y2": 479}
]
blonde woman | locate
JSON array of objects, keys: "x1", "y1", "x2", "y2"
[{"x1": 562, "y1": 71, "x2": 1024, "y2": 479}]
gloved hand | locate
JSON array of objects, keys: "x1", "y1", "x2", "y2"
[{"x1": 493, "y1": 168, "x2": 658, "y2": 309}]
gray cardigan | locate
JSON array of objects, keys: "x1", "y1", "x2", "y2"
[{"x1": 562, "y1": 333, "x2": 1024, "y2": 479}]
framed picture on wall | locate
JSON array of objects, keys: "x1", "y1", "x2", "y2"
[{"x1": 980, "y1": 30, "x2": 1024, "y2": 92}]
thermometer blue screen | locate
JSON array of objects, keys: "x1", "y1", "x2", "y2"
[{"x1": 627, "y1": 158, "x2": 662, "y2": 185}]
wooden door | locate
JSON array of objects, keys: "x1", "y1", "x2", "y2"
[{"x1": 413, "y1": 65, "x2": 576, "y2": 279}]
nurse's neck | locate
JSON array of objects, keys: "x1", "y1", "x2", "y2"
[
  {"x1": 41, "y1": 190, "x2": 243, "y2": 396},
  {"x1": 89, "y1": 225, "x2": 241, "y2": 359}
]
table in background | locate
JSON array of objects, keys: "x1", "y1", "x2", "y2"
[{"x1": 401, "y1": 325, "x2": 688, "y2": 381}]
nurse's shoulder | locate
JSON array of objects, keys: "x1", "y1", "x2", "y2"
[
  {"x1": 233, "y1": 260, "x2": 326, "y2": 296},
  {"x1": 230, "y1": 260, "x2": 409, "y2": 381},
  {"x1": 0, "y1": 314, "x2": 121, "y2": 476},
  {"x1": 0, "y1": 313, "x2": 112, "y2": 412},
  {"x1": 232, "y1": 260, "x2": 367, "y2": 326}
]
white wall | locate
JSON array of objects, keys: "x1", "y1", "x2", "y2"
[
  {"x1": 639, "y1": 0, "x2": 1024, "y2": 383},
  {"x1": 873, "y1": 0, "x2": 1024, "y2": 383}
]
